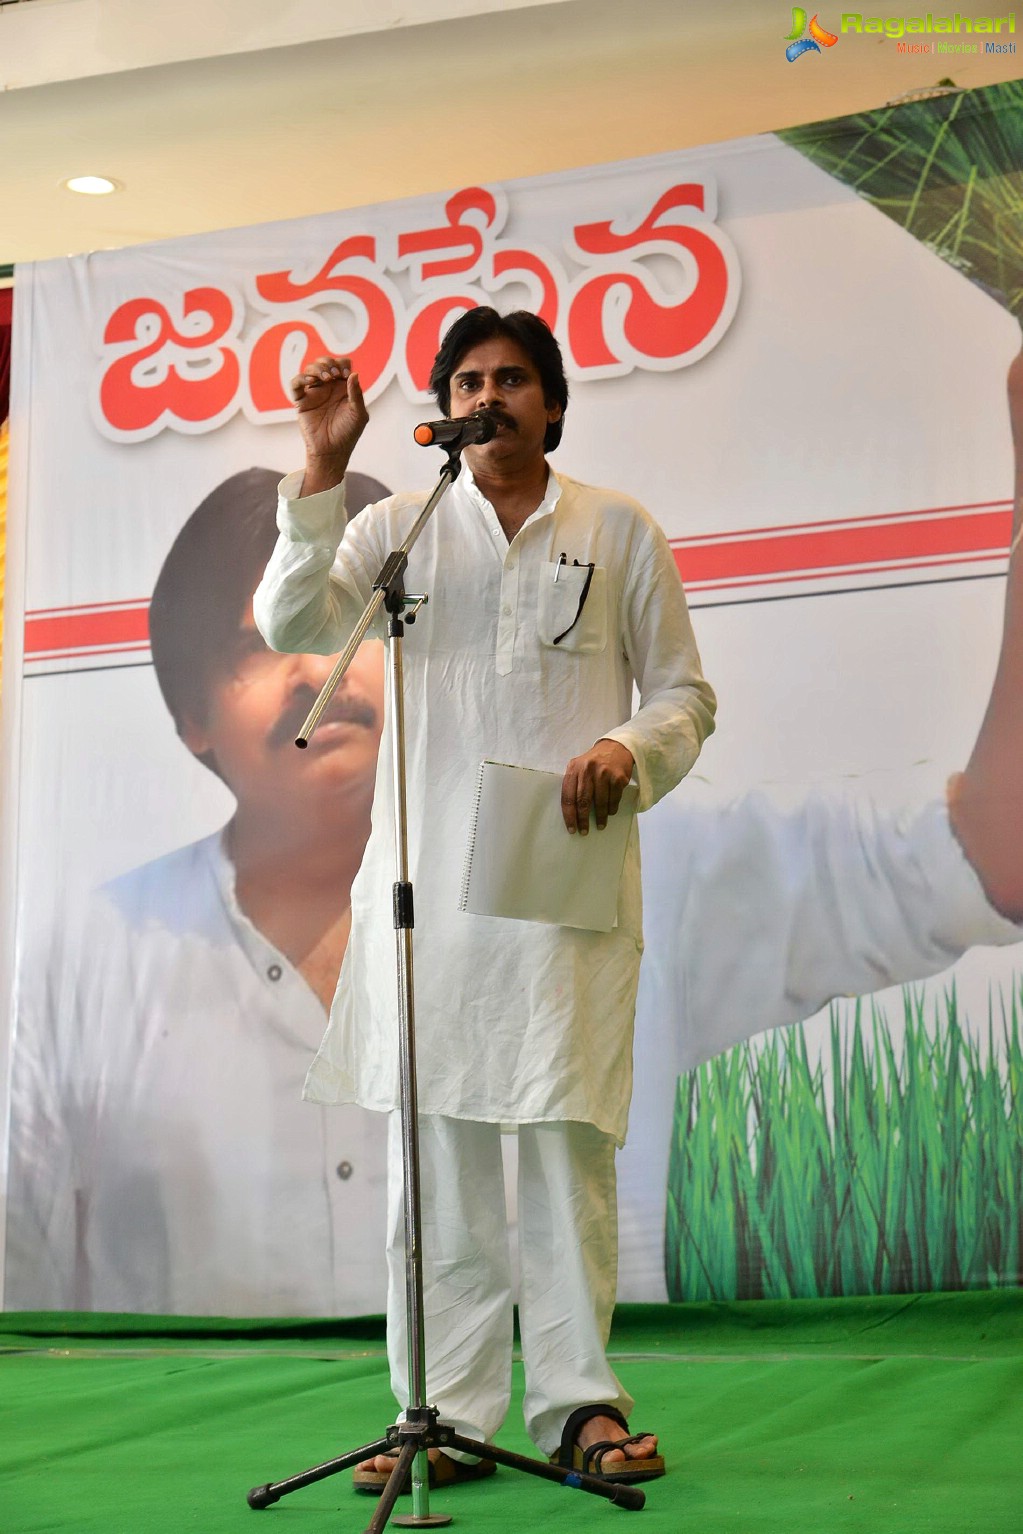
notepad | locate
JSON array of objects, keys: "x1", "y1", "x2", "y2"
[{"x1": 458, "y1": 759, "x2": 638, "y2": 931}]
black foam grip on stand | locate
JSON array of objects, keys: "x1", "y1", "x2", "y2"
[{"x1": 393, "y1": 882, "x2": 414, "y2": 929}]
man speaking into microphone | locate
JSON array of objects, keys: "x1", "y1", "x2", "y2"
[{"x1": 254, "y1": 308, "x2": 716, "y2": 1490}]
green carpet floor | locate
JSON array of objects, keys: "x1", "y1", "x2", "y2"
[{"x1": 3, "y1": 1291, "x2": 1021, "y2": 1533}]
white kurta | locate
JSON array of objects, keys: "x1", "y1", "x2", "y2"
[
  {"x1": 4, "y1": 833, "x2": 388, "y2": 1317},
  {"x1": 254, "y1": 466, "x2": 717, "y2": 1146}
]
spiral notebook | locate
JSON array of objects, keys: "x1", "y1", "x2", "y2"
[{"x1": 458, "y1": 759, "x2": 638, "y2": 931}]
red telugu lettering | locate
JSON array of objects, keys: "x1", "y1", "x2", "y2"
[
  {"x1": 491, "y1": 246, "x2": 558, "y2": 331},
  {"x1": 567, "y1": 186, "x2": 734, "y2": 372},
  {"x1": 396, "y1": 188, "x2": 497, "y2": 284},
  {"x1": 93, "y1": 181, "x2": 740, "y2": 439},
  {"x1": 404, "y1": 294, "x2": 480, "y2": 394},
  {"x1": 253, "y1": 236, "x2": 395, "y2": 396},
  {"x1": 99, "y1": 288, "x2": 240, "y2": 434}
]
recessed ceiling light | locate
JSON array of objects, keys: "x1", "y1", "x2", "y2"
[{"x1": 61, "y1": 175, "x2": 122, "y2": 196}]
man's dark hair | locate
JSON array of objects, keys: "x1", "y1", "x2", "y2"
[
  {"x1": 429, "y1": 307, "x2": 569, "y2": 452},
  {"x1": 149, "y1": 467, "x2": 387, "y2": 765}
]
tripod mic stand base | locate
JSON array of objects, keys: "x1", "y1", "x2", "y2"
[
  {"x1": 248, "y1": 1405, "x2": 646, "y2": 1531},
  {"x1": 391, "y1": 1517, "x2": 453, "y2": 1529}
]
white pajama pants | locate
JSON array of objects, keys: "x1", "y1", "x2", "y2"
[{"x1": 385, "y1": 1113, "x2": 633, "y2": 1457}]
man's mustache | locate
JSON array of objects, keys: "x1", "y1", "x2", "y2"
[
  {"x1": 478, "y1": 408, "x2": 515, "y2": 431},
  {"x1": 267, "y1": 685, "x2": 379, "y2": 750}
]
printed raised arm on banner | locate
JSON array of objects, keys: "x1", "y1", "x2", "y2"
[{"x1": 947, "y1": 346, "x2": 1023, "y2": 921}]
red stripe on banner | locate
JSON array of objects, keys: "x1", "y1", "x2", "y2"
[
  {"x1": 20, "y1": 503, "x2": 1015, "y2": 664},
  {"x1": 671, "y1": 497, "x2": 1010, "y2": 544},
  {"x1": 672, "y1": 504, "x2": 1013, "y2": 586},
  {"x1": 688, "y1": 549, "x2": 1009, "y2": 595},
  {"x1": 24, "y1": 605, "x2": 150, "y2": 657},
  {"x1": 29, "y1": 644, "x2": 152, "y2": 664},
  {"x1": 26, "y1": 597, "x2": 152, "y2": 617}
]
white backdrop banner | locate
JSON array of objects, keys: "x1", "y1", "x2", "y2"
[{"x1": 3, "y1": 90, "x2": 1021, "y2": 1315}]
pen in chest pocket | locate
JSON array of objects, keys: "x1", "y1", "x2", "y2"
[{"x1": 552, "y1": 553, "x2": 596, "y2": 644}]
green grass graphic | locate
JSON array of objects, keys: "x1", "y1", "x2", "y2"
[
  {"x1": 778, "y1": 79, "x2": 1023, "y2": 320},
  {"x1": 665, "y1": 983, "x2": 1023, "y2": 1300}
]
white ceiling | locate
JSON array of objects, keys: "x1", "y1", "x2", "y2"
[{"x1": 2, "y1": 0, "x2": 1021, "y2": 269}]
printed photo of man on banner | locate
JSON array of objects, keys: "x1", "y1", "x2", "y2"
[{"x1": 2, "y1": 79, "x2": 1022, "y2": 1318}]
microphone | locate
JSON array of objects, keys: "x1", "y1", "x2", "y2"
[{"x1": 413, "y1": 413, "x2": 499, "y2": 450}]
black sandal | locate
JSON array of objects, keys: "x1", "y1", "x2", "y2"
[{"x1": 550, "y1": 1404, "x2": 665, "y2": 1485}]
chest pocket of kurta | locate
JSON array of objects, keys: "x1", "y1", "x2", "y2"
[{"x1": 536, "y1": 562, "x2": 608, "y2": 652}]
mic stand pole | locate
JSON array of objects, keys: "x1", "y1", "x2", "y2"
[{"x1": 246, "y1": 448, "x2": 645, "y2": 1532}]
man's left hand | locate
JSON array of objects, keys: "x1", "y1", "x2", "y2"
[{"x1": 561, "y1": 740, "x2": 635, "y2": 835}]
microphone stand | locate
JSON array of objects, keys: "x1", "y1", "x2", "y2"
[{"x1": 246, "y1": 442, "x2": 645, "y2": 1532}]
